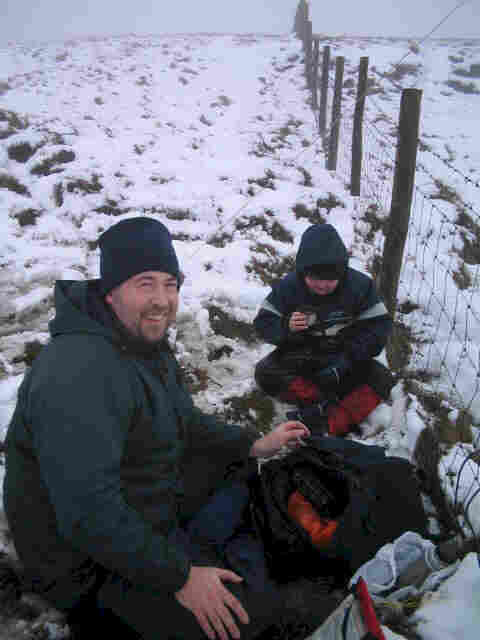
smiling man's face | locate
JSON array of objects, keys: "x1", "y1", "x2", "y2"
[{"x1": 106, "y1": 270, "x2": 179, "y2": 343}]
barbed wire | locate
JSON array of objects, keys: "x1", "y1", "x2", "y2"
[
  {"x1": 314, "y1": 0, "x2": 479, "y2": 200},
  {"x1": 301, "y1": 3, "x2": 479, "y2": 545},
  {"x1": 416, "y1": 158, "x2": 480, "y2": 222},
  {"x1": 342, "y1": 92, "x2": 480, "y2": 233},
  {"x1": 365, "y1": 89, "x2": 480, "y2": 195},
  {"x1": 326, "y1": 50, "x2": 480, "y2": 435},
  {"x1": 419, "y1": 143, "x2": 480, "y2": 190}
]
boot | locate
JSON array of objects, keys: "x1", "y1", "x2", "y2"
[
  {"x1": 278, "y1": 376, "x2": 321, "y2": 405},
  {"x1": 327, "y1": 384, "x2": 382, "y2": 437}
]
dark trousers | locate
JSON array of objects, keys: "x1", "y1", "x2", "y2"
[
  {"x1": 66, "y1": 479, "x2": 285, "y2": 640},
  {"x1": 94, "y1": 552, "x2": 283, "y2": 640},
  {"x1": 254, "y1": 347, "x2": 394, "y2": 402}
]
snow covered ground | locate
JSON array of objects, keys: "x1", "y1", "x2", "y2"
[{"x1": 0, "y1": 30, "x2": 479, "y2": 639}]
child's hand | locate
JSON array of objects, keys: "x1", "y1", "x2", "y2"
[{"x1": 289, "y1": 311, "x2": 308, "y2": 332}]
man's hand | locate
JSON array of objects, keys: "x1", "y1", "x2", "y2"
[
  {"x1": 175, "y1": 566, "x2": 249, "y2": 640},
  {"x1": 288, "y1": 311, "x2": 309, "y2": 333},
  {"x1": 250, "y1": 421, "x2": 310, "y2": 458}
]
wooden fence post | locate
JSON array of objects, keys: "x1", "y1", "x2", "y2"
[
  {"x1": 312, "y1": 37, "x2": 320, "y2": 109},
  {"x1": 304, "y1": 21, "x2": 313, "y2": 86},
  {"x1": 319, "y1": 45, "x2": 330, "y2": 137},
  {"x1": 293, "y1": 1, "x2": 304, "y2": 37},
  {"x1": 327, "y1": 56, "x2": 344, "y2": 171},
  {"x1": 301, "y1": 2, "x2": 310, "y2": 51},
  {"x1": 304, "y1": 0, "x2": 309, "y2": 33},
  {"x1": 294, "y1": 0, "x2": 308, "y2": 41},
  {"x1": 350, "y1": 57, "x2": 369, "y2": 196},
  {"x1": 379, "y1": 88, "x2": 422, "y2": 371}
]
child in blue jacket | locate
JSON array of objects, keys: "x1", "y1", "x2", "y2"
[{"x1": 253, "y1": 224, "x2": 395, "y2": 436}]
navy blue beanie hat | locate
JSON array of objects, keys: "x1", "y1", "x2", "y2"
[{"x1": 99, "y1": 217, "x2": 180, "y2": 295}]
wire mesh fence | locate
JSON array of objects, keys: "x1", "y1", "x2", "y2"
[
  {"x1": 293, "y1": 0, "x2": 480, "y2": 554},
  {"x1": 338, "y1": 98, "x2": 479, "y2": 552}
]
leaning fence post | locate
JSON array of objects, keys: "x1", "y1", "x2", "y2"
[
  {"x1": 319, "y1": 45, "x2": 330, "y2": 137},
  {"x1": 303, "y1": 0, "x2": 309, "y2": 41},
  {"x1": 350, "y1": 57, "x2": 369, "y2": 196},
  {"x1": 327, "y1": 56, "x2": 344, "y2": 171},
  {"x1": 304, "y1": 21, "x2": 313, "y2": 87},
  {"x1": 301, "y1": 1, "x2": 310, "y2": 51},
  {"x1": 312, "y1": 37, "x2": 320, "y2": 109},
  {"x1": 294, "y1": 1, "x2": 306, "y2": 38},
  {"x1": 379, "y1": 88, "x2": 422, "y2": 319}
]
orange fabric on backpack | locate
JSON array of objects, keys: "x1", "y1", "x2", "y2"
[{"x1": 287, "y1": 490, "x2": 338, "y2": 549}]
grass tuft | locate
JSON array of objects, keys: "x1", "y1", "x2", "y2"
[
  {"x1": 220, "y1": 389, "x2": 276, "y2": 434},
  {"x1": 0, "y1": 109, "x2": 28, "y2": 139},
  {"x1": 0, "y1": 173, "x2": 30, "y2": 196},
  {"x1": 360, "y1": 203, "x2": 388, "y2": 242},
  {"x1": 234, "y1": 213, "x2": 293, "y2": 244},
  {"x1": 66, "y1": 174, "x2": 102, "y2": 195},
  {"x1": 8, "y1": 142, "x2": 39, "y2": 163},
  {"x1": 248, "y1": 170, "x2": 276, "y2": 190},
  {"x1": 14, "y1": 208, "x2": 42, "y2": 226},
  {"x1": 452, "y1": 263, "x2": 472, "y2": 290},
  {"x1": 246, "y1": 243, "x2": 295, "y2": 286},
  {"x1": 206, "y1": 232, "x2": 233, "y2": 248},
  {"x1": 445, "y1": 79, "x2": 479, "y2": 94},
  {"x1": 53, "y1": 183, "x2": 64, "y2": 207},
  {"x1": 206, "y1": 305, "x2": 257, "y2": 345},
  {"x1": 31, "y1": 150, "x2": 75, "y2": 176}
]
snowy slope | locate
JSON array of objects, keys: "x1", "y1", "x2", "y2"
[{"x1": 1, "y1": 31, "x2": 479, "y2": 639}]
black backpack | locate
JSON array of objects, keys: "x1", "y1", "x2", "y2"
[{"x1": 248, "y1": 434, "x2": 428, "y2": 584}]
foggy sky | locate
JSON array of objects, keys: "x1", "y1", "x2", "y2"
[{"x1": 0, "y1": 1, "x2": 478, "y2": 47}]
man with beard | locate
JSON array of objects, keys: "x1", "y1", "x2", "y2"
[
  {"x1": 3, "y1": 217, "x2": 312, "y2": 640},
  {"x1": 253, "y1": 223, "x2": 394, "y2": 436}
]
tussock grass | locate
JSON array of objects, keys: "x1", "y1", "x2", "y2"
[
  {"x1": 0, "y1": 109, "x2": 28, "y2": 139},
  {"x1": 14, "y1": 209, "x2": 42, "y2": 227},
  {"x1": 31, "y1": 150, "x2": 75, "y2": 176},
  {"x1": 220, "y1": 389, "x2": 276, "y2": 434},
  {"x1": 360, "y1": 203, "x2": 388, "y2": 242},
  {"x1": 8, "y1": 142, "x2": 38, "y2": 163},
  {"x1": 445, "y1": 79, "x2": 479, "y2": 94},
  {"x1": 66, "y1": 174, "x2": 102, "y2": 194},
  {"x1": 246, "y1": 243, "x2": 295, "y2": 286},
  {"x1": 235, "y1": 213, "x2": 293, "y2": 244},
  {"x1": 0, "y1": 174, "x2": 30, "y2": 197},
  {"x1": 206, "y1": 304, "x2": 257, "y2": 345}
]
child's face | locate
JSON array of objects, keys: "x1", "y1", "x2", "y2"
[{"x1": 304, "y1": 275, "x2": 339, "y2": 296}]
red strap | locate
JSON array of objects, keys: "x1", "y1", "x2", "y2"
[{"x1": 354, "y1": 577, "x2": 386, "y2": 640}]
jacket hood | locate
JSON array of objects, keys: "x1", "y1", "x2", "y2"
[
  {"x1": 48, "y1": 280, "x2": 117, "y2": 340},
  {"x1": 295, "y1": 224, "x2": 349, "y2": 275}
]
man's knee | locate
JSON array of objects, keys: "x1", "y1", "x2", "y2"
[
  {"x1": 97, "y1": 572, "x2": 281, "y2": 640},
  {"x1": 97, "y1": 574, "x2": 200, "y2": 640}
]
